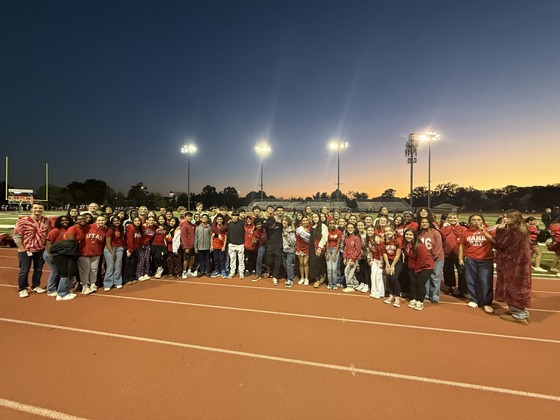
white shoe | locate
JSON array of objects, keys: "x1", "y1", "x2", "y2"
[
  {"x1": 46, "y1": 291, "x2": 58, "y2": 297},
  {"x1": 32, "y1": 286, "x2": 47, "y2": 294},
  {"x1": 82, "y1": 287, "x2": 92, "y2": 295},
  {"x1": 155, "y1": 267, "x2": 164, "y2": 278},
  {"x1": 139, "y1": 275, "x2": 149, "y2": 281},
  {"x1": 56, "y1": 293, "x2": 77, "y2": 301},
  {"x1": 304, "y1": 279, "x2": 309, "y2": 286},
  {"x1": 90, "y1": 285, "x2": 98, "y2": 293},
  {"x1": 116, "y1": 285, "x2": 123, "y2": 289},
  {"x1": 408, "y1": 299, "x2": 418, "y2": 308},
  {"x1": 355, "y1": 283, "x2": 364, "y2": 291},
  {"x1": 273, "y1": 278, "x2": 278, "y2": 286},
  {"x1": 467, "y1": 301, "x2": 478, "y2": 308},
  {"x1": 297, "y1": 278, "x2": 305, "y2": 285},
  {"x1": 18, "y1": 289, "x2": 29, "y2": 298},
  {"x1": 361, "y1": 285, "x2": 369, "y2": 293},
  {"x1": 191, "y1": 270, "x2": 198, "y2": 277},
  {"x1": 483, "y1": 305, "x2": 494, "y2": 314},
  {"x1": 342, "y1": 287, "x2": 355, "y2": 293},
  {"x1": 533, "y1": 266, "x2": 547, "y2": 272},
  {"x1": 104, "y1": 287, "x2": 111, "y2": 291},
  {"x1": 550, "y1": 268, "x2": 559, "y2": 273},
  {"x1": 182, "y1": 271, "x2": 188, "y2": 279}
]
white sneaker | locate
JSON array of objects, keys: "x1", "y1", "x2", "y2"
[
  {"x1": 191, "y1": 270, "x2": 198, "y2": 277},
  {"x1": 483, "y1": 305, "x2": 494, "y2": 314},
  {"x1": 46, "y1": 291, "x2": 58, "y2": 297},
  {"x1": 139, "y1": 275, "x2": 149, "y2": 281},
  {"x1": 533, "y1": 266, "x2": 547, "y2": 272},
  {"x1": 82, "y1": 287, "x2": 92, "y2": 295},
  {"x1": 104, "y1": 287, "x2": 111, "y2": 291},
  {"x1": 90, "y1": 285, "x2": 98, "y2": 293},
  {"x1": 32, "y1": 286, "x2": 47, "y2": 294},
  {"x1": 18, "y1": 289, "x2": 29, "y2": 298},
  {"x1": 467, "y1": 301, "x2": 478, "y2": 308},
  {"x1": 342, "y1": 287, "x2": 355, "y2": 293},
  {"x1": 407, "y1": 299, "x2": 417, "y2": 308},
  {"x1": 182, "y1": 271, "x2": 188, "y2": 279},
  {"x1": 361, "y1": 285, "x2": 369, "y2": 293},
  {"x1": 550, "y1": 268, "x2": 559, "y2": 273},
  {"x1": 56, "y1": 293, "x2": 77, "y2": 301},
  {"x1": 187, "y1": 270, "x2": 193, "y2": 276},
  {"x1": 273, "y1": 278, "x2": 278, "y2": 286},
  {"x1": 155, "y1": 267, "x2": 164, "y2": 278},
  {"x1": 304, "y1": 279, "x2": 309, "y2": 286},
  {"x1": 116, "y1": 285, "x2": 123, "y2": 289},
  {"x1": 355, "y1": 283, "x2": 364, "y2": 291}
]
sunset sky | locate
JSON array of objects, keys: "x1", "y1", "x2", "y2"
[{"x1": 2, "y1": 0, "x2": 559, "y2": 200}]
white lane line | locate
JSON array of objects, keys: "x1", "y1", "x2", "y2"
[
  {"x1": 1, "y1": 317, "x2": 559, "y2": 403},
  {"x1": 90, "y1": 293, "x2": 560, "y2": 344},
  {"x1": 0, "y1": 397, "x2": 87, "y2": 420}
]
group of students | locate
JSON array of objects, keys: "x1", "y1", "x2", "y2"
[{"x1": 15, "y1": 201, "x2": 556, "y2": 325}]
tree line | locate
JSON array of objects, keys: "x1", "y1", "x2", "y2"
[{"x1": 1, "y1": 180, "x2": 559, "y2": 211}]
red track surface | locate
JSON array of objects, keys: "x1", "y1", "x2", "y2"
[{"x1": 0, "y1": 247, "x2": 559, "y2": 419}]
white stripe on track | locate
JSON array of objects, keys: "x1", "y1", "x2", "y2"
[
  {"x1": 0, "y1": 397, "x2": 87, "y2": 419},
  {"x1": 1, "y1": 317, "x2": 559, "y2": 403},
  {"x1": 92, "y1": 293, "x2": 560, "y2": 344}
]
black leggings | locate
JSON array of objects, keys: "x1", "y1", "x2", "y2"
[
  {"x1": 408, "y1": 268, "x2": 433, "y2": 302},
  {"x1": 385, "y1": 259, "x2": 403, "y2": 296}
]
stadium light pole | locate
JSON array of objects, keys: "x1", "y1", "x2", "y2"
[
  {"x1": 422, "y1": 131, "x2": 441, "y2": 209},
  {"x1": 181, "y1": 143, "x2": 197, "y2": 211},
  {"x1": 255, "y1": 140, "x2": 271, "y2": 202},
  {"x1": 405, "y1": 134, "x2": 419, "y2": 208},
  {"x1": 328, "y1": 140, "x2": 348, "y2": 203}
]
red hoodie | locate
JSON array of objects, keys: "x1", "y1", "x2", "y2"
[{"x1": 403, "y1": 242, "x2": 434, "y2": 274}]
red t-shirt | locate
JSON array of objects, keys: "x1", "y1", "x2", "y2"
[
  {"x1": 64, "y1": 225, "x2": 86, "y2": 243},
  {"x1": 383, "y1": 237, "x2": 403, "y2": 260},
  {"x1": 459, "y1": 228, "x2": 495, "y2": 260},
  {"x1": 327, "y1": 229, "x2": 342, "y2": 248},
  {"x1": 47, "y1": 227, "x2": 66, "y2": 243},
  {"x1": 152, "y1": 225, "x2": 167, "y2": 246},
  {"x1": 106, "y1": 228, "x2": 125, "y2": 248},
  {"x1": 141, "y1": 224, "x2": 156, "y2": 246}
]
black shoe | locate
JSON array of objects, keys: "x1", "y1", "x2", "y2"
[{"x1": 197, "y1": 272, "x2": 205, "y2": 278}]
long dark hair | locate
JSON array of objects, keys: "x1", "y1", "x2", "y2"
[
  {"x1": 109, "y1": 216, "x2": 125, "y2": 237},
  {"x1": 403, "y1": 228, "x2": 421, "y2": 251}
]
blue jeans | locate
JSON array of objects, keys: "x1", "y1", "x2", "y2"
[
  {"x1": 464, "y1": 258, "x2": 493, "y2": 306},
  {"x1": 326, "y1": 247, "x2": 339, "y2": 287},
  {"x1": 104, "y1": 246, "x2": 124, "y2": 288},
  {"x1": 283, "y1": 252, "x2": 295, "y2": 282},
  {"x1": 256, "y1": 245, "x2": 266, "y2": 275},
  {"x1": 425, "y1": 259, "x2": 444, "y2": 302},
  {"x1": 43, "y1": 250, "x2": 58, "y2": 293},
  {"x1": 213, "y1": 249, "x2": 226, "y2": 273},
  {"x1": 18, "y1": 250, "x2": 45, "y2": 291}
]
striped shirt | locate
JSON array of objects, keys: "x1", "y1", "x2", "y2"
[{"x1": 13, "y1": 216, "x2": 50, "y2": 252}]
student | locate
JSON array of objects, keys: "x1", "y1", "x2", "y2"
[
  {"x1": 151, "y1": 215, "x2": 168, "y2": 278},
  {"x1": 51, "y1": 214, "x2": 87, "y2": 301},
  {"x1": 45, "y1": 215, "x2": 72, "y2": 296},
  {"x1": 524, "y1": 217, "x2": 546, "y2": 272},
  {"x1": 549, "y1": 216, "x2": 560, "y2": 274},
  {"x1": 194, "y1": 214, "x2": 212, "y2": 277},
  {"x1": 402, "y1": 228, "x2": 434, "y2": 311},
  {"x1": 211, "y1": 214, "x2": 228, "y2": 278},
  {"x1": 458, "y1": 214, "x2": 496, "y2": 313},
  {"x1": 418, "y1": 217, "x2": 444, "y2": 304},
  {"x1": 181, "y1": 212, "x2": 196, "y2": 278},
  {"x1": 366, "y1": 225, "x2": 384, "y2": 298},
  {"x1": 244, "y1": 216, "x2": 258, "y2": 274},
  {"x1": 227, "y1": 211, "x2": 245, "y2": 279},
  {"x1": 265, "y1": 216, "x2": 283, "y2": 285},
  {"x1": 325, "y1": 219, "x2": 342, "y2": 289},
  {"x1": 308, "y1": 213, "x2": 328, "y2": 289},
  {"x1": 382, "y1": 226, "x2": 403, "y2": 307},
  {"x1": 125, "y1": 216, "x2": 143, "y2": 284},
  {"x1": 295, "y1": 216, "x2": 311, "y2": 285},
  {"x1": 78, "y1": 214, "x2": 107, "y2": 295},
  {"x1": 355, "y1": 221, "x2": 370, "y2": 293},
  {"x1": 136, "y1": 216, "x2": 156, "y2": 281},
  {"x1": 165, "y1": 217, "x2": 183, "y2": 278},
  {"x1": 251, "y1": 219, "x2": 268, "y2": 282},
  {"x1": 342, "y1": 223, "x2": 362, "y2": 292},
  {"x1": 440, "y1": 213, "x2": 468, "y2": 297},
  {"x1": 281, "y1": 215, "x2": 296, "y2": 288},
  {"x1": 495, "y1": 210, "x2": 533, "y2": 325},
  {"x1": 103, "y1": 216, "x2": 125, "y2": 290}
]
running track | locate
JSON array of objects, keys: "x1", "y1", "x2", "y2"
[{"x1": 0, "y1": 247, "x2": 559, "y2": 419}]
